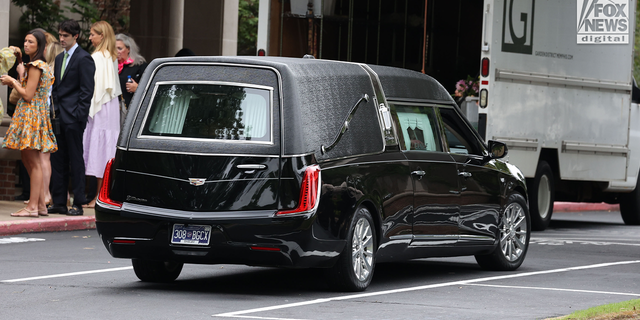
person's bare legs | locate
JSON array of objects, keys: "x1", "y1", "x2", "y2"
[
  {"x1": 12, "y1": 150, "x2": 46, "y2": 216},
  {"x1": 84, "y1": 177, "x2": 101, "y2": 208},
  {"x1": 39, "y1": 152, "x2": 52, "y2": 205}
]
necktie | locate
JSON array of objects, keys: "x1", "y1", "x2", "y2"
[{"x1": 61, "y1": 52, "x2": 69, "y2": 78}]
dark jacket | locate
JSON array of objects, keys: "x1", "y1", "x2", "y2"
[
  {"x1": 119, "y1": 62, "x2": 147, "y2": 107},
  {"x1": 52, "y1": 46, "x2": 96, "y2": 125}
]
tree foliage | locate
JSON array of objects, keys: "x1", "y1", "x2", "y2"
[
  {"x1": 12, "y1": 0, "x2": 65, "y2": 38},
  {"x1": 11, "y1": 0, "x2": 130, "y2": 51},
  {"x1": 238, "y1": 0, "x2": 259, "y2": 56}
]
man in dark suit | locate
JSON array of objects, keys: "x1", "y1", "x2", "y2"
[{"x1": 48, "y1": 20, "x2": 96, "y2": 216}]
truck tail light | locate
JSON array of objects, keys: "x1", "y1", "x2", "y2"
[
  {"x1": 277, "y1": 165, "x2": 321, "y2": 215},
  {"x1": 480, "y1": 89, "x2": 488, "y2": 108},
  {"x1": 481, "y1": 58, "x2": 490, "y2": 77},
  {"x1": 97, "y1": 158, "x2": 123, "y2": 209}
]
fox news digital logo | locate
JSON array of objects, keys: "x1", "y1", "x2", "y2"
[{"x1": 577, "y1": 0, "x2": 629, "y2": 44}]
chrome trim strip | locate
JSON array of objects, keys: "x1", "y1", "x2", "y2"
[
  {"x1": 136, "y1": 80, "x2": 274, "y2": 145},
  {"x1": 413, "y1": 234, "x2": 459, "y2": 241},
  {"x1": 96, "y1": 199, "x2": 122, "y2": 211},
  {"x1": 458, "y1": 235, "x2": 494, "y2": 242},
  {"x1": 125, "y1": 148, "x2": 280, "y2": 158},
  {"x1": 126, "y1": 62, "x2": 285, "y2": 153},
  {"x1": 496, "y1": 69, "x2": 632, "y2": 92},
  {"x1": 121, "y1": 202, "x2": 277, "y2": 220},
  {"x1": 127, "y1": 170, "x2": 280, "y2": 183},
  {"x1": 281, "y1": 153, "x2": 314, "y2": 158},
  {"x1": 388, "y1": 234, "x2": 413, "y2": 240},
  {"x1": 562, "y1": 141, "x2": 629, "y2": 155},
  {"x1": 359, "y1": 64, "x2": 399, "y2": 148},
  {"x1": 236, "y1": 164, "x2": 267, "y2": 170},
  {"x1": 113, "y1": 237, "x2": 153, "y2": 241},
  {"x1": 494, "y1": 137, "x2": 539, "y2": 150}
]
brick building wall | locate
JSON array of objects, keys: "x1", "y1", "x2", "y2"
[{"x1": 0, "y1": 159, "x2": 17, "y2": 201}]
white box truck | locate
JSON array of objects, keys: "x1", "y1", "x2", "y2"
[{"x1": 478, "y1": 0, "x2": 640, "y2": 230}]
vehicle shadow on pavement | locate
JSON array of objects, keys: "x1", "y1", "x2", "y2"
[{"x1": 124, "y1": 259, "x2": 485, "y2": 294}]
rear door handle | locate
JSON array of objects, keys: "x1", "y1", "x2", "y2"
[
  {"x1": 236, "y1": 164, "x2": 267, "y2": 170},
  {"x1": 411, "y1": 170, "x2": 426, "y2": 180},
  {"x1": 237, "y1": 164, "x2": 267, "y2": 174}
]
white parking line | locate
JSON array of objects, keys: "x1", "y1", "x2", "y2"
[
  {"x1": 467, "y1": 283, "x2": 640, "y2": 297},
  {"x1": 213, "y1": 260, "x2": 640, "y2": 319},
  {"x1": 0, "y1": 266, "x2": 133, "y2": 283},
  {"x1": 0, "y1": 237, "x2": 46, "y2": 244}
]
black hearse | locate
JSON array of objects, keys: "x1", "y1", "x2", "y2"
[{"x1": 96, "y1": 56, "x2": 529, "y2": 291}]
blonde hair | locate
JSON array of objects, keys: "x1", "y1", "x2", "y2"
[
  {"x1": 44, "y1": 32, "x2": 57, "y2": 46},
  {"x1": 91, "y1": 21, "x2": 117, "y2": 61},
  {"x1": 45, "y1": 41, "x2": 63, "y2": 68}
]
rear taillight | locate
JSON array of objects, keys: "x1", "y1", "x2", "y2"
[
  {"x1": 97, "y1": 158, "x2": 123, "y2": 209},
  {"x1": 481, "y1": 57, "x2": 490, "y2": 77},
  {"x1": 277, "y1": 165, "x2": 321, "y2": 215}
]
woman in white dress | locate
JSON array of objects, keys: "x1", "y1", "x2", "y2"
[{"x1": 83, "y1": 21, "x2": 121, "y2": 208}]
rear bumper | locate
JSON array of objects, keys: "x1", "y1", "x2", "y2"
[{"x1": 95, "y1": 203, "x2": 344, "y2": 268}]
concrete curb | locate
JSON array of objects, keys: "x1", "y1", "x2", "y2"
[
  {"x1": 553, "y1": 202, "x2": 620, "y2": 212},
  {"x1": 0, "y1": 216, "x2": 95, "y2": 236}
]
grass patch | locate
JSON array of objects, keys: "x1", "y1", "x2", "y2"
[{"x1": 550, "y1": 299, "x2": 640, "y2": 320}]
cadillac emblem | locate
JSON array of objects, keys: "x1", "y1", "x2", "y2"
[{"x1": 189, "y1": 178, "x2": 206, "y2": 186}]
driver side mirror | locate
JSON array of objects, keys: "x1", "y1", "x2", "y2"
[{"x1": 488, "y1": 140, "x2": 508, "y2": 159}]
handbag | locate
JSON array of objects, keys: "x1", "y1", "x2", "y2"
[
  {"x1": 9, "y1": 88, "x2": 20, "y2": 105},
  {"x1": 119, "y1": 95, "x2": 127, "y2": 127},
  {"x1": 50, "y1": 98, "x2": 61, "y2": 135}
]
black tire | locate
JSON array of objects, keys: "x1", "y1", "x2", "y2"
[
  {"x1": 527, "y1": 161, "x2": 554, "y2": 231},
  {"x1": 475, "y1": 193, "x2": 530, "y2": 271},
  {"x1": 326, "y1": 207, "x2": 377, "y2": 292},
  {"x1": 132, "y1": 259, "x2": 183, "y2": 282},
  {"x1": 619, "y1": 180, "x2": 640, "y2": 225}
]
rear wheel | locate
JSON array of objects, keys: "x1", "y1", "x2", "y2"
[
  {"x1": 326, "y1": 207, "x2": 376, "y2": 292},
  {"x1": 475, "y1": 193, "x2": 530, "y2": 271},
  {"x1": 132, "y1": 259, "x2": 183, "y2": 282},
  {"x1": 619, "y1": 180, "x2": 640, "y2": 225},
  {"x1": 528, "y1": 161, "x2": 554, "y2": 231}
]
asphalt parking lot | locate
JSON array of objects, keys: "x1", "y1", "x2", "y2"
[{"x1": 1, "y1": 208, "x2": 638, "y2": 319}]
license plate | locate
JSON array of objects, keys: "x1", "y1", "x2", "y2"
[{"x1": 171, "y1": 224, "x2": 212, "y2": 246}]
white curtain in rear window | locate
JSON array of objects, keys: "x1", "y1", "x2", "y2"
[{"x1": 148, "y1": 87, "x2": 193, "y2": 134}]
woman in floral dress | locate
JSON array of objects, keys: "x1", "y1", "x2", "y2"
[{"x1": 0, "y1": 29, "x2": 57, "y2": 217}]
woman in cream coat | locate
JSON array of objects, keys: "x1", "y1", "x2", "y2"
[{"x1": 83, "y1": 21, "x2": 121, "y2": 208}]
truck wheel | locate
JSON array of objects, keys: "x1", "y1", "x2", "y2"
[
  {"x1": 619, "y1": 182, "x2": 640, "y2": 225},
  {"x1": 528, "y1": 161, "x2": 554, "y2": 231},
  {"x1": 475, "y1": 193, "x2": 530, "y2": 271},
  {"x1": 132, "y1": 259, "x2": 183, "y2": 282},
  {"x1": 326, "y1": 207, "x2": 376, "y2": 292}
]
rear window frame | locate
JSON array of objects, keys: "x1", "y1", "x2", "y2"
[{"x1": 136, "y1": 80, "x2": 275, "y2": 145}]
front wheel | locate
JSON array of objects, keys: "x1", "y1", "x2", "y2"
[
  {"x1": 475, "y1": 193, "x2": 530, "y2": 271},
  {"x1": 619, "y1": 180, "x2": 640, "y2": 225},
  {"x1": 326, "y1": 206, "x2": 377, "y2": 292},
  {"x1": 132, "y1": 259, "x2": 183, "y2": 282},
  {"x1": 528, "y1": 160, "x2": 554, "y2": 231}
]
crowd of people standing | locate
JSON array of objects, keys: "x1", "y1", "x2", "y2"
[{"x1": 0, "y1": 19, "x2": 147, "y2": 217}]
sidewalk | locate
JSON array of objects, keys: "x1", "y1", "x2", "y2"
[
  {"x1": 0, "y1": 200, "x2": 95, "y2": 236},
  {"x1": 0, "y1": 200, "x2": 622, "y2": 236}
]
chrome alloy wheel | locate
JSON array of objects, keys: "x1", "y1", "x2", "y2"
[
  {"x1": 351, "y1": 217, "x2": 374, "y2": 281},
  {"x1": 500, "y1": 202, "x2": 528, "y2": 262},
  {"x1": 537, "y1": 174, "x2": 551, "y2": 219}
]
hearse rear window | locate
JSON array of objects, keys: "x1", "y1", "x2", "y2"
[{"x1": 141, "y1": 83, "x2": 272, "y2": 142}]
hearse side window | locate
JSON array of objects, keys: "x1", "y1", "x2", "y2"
[
  {"x1": 389, "y1": 104, "x2": 442, "y2": 152},
  {"x1": 439, "y1": 107, "x2": 484, "y2": 155},
  {"x1": 141, "y1": 83, "x2": 271, "y2": 142}
]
